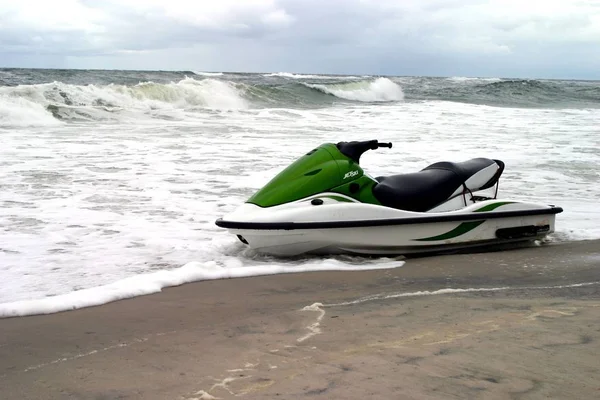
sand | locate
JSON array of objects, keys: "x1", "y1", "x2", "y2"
[{"x1": 1, "y1": 240, "x2": 599, "y2": 399}]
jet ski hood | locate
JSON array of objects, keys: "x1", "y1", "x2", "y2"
[{"x1": 248, "y1": 143, "x2": 364, "y2": 207}]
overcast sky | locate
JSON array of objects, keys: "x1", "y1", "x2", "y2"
[{"x1": 1, "y1": 0, "x2": 599, "y2": 78}]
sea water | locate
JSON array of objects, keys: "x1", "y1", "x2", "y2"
[{"x1": 1, "y1": 69, "x2": 599, "y2": 316}]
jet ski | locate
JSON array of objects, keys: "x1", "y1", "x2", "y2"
[{"x1": 215, "y1": 140, "x2": 563, "y2": 256}]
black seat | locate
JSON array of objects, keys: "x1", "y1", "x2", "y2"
[{"x1": 372, "y1": 158, "x2": 504, "y2": 212}]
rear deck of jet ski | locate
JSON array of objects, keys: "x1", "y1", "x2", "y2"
[{"x1": 373, "y1": 158, "x2": 504, "y2": 212}]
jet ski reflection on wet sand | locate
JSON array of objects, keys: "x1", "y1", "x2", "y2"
[{"x1": 216, "y1": 140, "x2": 563, "y2": 256}]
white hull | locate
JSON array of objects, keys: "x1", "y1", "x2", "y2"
[{"x1": 217, "y1": 194, "x2": 561, "y2": 257}]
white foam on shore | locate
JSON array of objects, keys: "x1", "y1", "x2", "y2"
[
  {"x1": 297, "y1": 303, "x2": 325, "y2": 342},
  {"x1": 324, "y1": 281, "x2": 600, "y2": 307},
  {"x1": 191, "y1": 391, "x2": 218, "y2": 400},
  {"x1": 0, "y1": 258, "x2": 404, "y2": 318}
]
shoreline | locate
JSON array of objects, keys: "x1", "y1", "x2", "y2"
[
  {"x1": 1, "y1": 238, "x2": 596, "y2": 320},
  {"x1": 1, "y1": 240, "x2": 599, "y2": 399}
]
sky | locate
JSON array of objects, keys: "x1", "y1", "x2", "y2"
[{"x1": 1, "y1": 0, "x2": 599, "y2": 79}]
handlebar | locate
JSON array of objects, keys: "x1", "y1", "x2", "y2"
[{"x1": 336, "y1": 140, "x2": 393, "y2": 163}]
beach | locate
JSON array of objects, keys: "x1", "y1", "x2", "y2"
[
  {"x1": 3, "y1": 1, "x2": 600, "y2": 396},
  {"x1": 1, "y1": 68, "x2": 599, "y2": 399},
  {"x1": 1, "y1": 240, "x2": 599, "y2": 400}
]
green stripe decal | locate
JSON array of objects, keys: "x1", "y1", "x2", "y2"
[
  {"x1": 474, "y1": 201, "x2": 515, "y2": 212},
  {"x1": 415, "y1": 220, "x2": 486, "y2": 242}
]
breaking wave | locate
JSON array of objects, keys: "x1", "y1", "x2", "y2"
[
  {"x1": 193, "y1": 71, "x2": 224, "y2": 77},
  {"x1": 304, "y1": 77, "x2": 405, "y2": 102},
  {"x1": 1, "y1": 71, "x2": 598, "y2": 125},
  {"x1": 0, "y1": 76, "x2": 406, "y2": 125},
  {"x1": 264, "y1": 72, "x2": 362, "y2": 80},
  {"x1": 0, "y1": 77, "x2": 248, "y2": 126}
]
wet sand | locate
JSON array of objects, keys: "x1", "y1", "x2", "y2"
[{"x1": 1, "y1": 240, "x2": 599, "y2": 399}]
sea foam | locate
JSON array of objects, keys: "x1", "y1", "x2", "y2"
[
  {"x1": 1, "y1": 72, "x2": 598, "y2": 318},
  {"x1": 0, "y1": 258, "x2": 404, "y2": 318},
  {"x1": 0, "y1": 77, "x2": 247, "y2": 125},
  {"x1": 263, "y1": 72, "x2": 362, "y2": 80},
  {"x1": 193, "y1": 71, "x2": 225, "y2": 77},
  {"x1": 0, "y1": 93, "x2": 63, "y2": 126},
  {"x1": 305, "y1": 77, "x2": 405, "y2": 102}
]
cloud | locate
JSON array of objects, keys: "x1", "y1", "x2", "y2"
[
  {"x1": 0, "y1": 0, "x2": 599, "y2": 78},
  {"x1": 0, "y1": 0, "x2": 294, "y2": 54}
]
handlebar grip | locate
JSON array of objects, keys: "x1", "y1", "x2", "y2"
[{"x1": 336, "y1": 140, "x2": 392, "y2": 163}]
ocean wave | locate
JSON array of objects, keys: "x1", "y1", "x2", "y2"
[
  {"x1": 303, "y1": 77, "x2": 405, "y2": 102},
  {"x1": 264, "y1": 72, "x2": 362, "y2": 80},
  {"x1": 479, "y1": 79, "x2": 549, "y2": 90},
  {"x1": 1, "y1": 74, "x2": 598, "y2": 126},
  {"x1": 470, "y1": 79, "x2": 577, "y2": 105},
  {"x1": 447, "y1": 76, "x2": 501, "y2": 83},
  {"x1": 0, "y1": 94, "x2": 64, "y2": 126},
  {"x1": 410, "y1": 78, "x2": 600, "y2": 108},
  {"x1": 193, "y1": 71, "x2": 224, "y2": 77},
  {"x1": 0, "y1": 77, "x2": 248, "y2": 125},
  {"x1": 0, "y1": 76, "x2": 407, "y2": 125}
]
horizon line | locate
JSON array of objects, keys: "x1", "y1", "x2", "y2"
[{"x1": 1, "y1": 66, "x2": 599, "y2": 82}]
